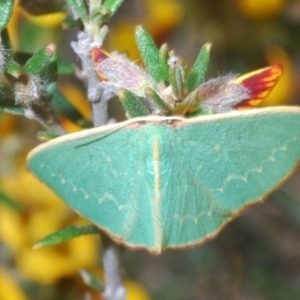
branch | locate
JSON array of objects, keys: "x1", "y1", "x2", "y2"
[
  {"x1": 71, "y1": 31, "x2": 113, "y2": 126},
  {"x1": 101, "y1": 236, "x2": 127, "y2": 300},
  {"x1": 72, "y1": 31, "x2": 127, "y2": 300},
  {"x1": 24, "y1": 106, "x2": 66, "y2": 136}
]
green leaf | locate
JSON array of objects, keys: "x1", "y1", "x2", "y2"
[
  {"x1": 0, "y1": 86, "x2": 13, "y2": 98},
  {"x1": 66, "y1": 0, "x2": 88, "y2": 22},
  {"x1": 102, "y1": 0, "x2": 123, "y2": 15},
  {"x1": 79, "y1": 270, "x2": 104, "y2": 291},
  {"x1": 62, "y1": 14, "x2": 81, "y2": 28},
  {"x1": 5, "y1": 58, "x2": 22, "y2": 78},
  {"x1": 168, "y1": 56, "x2": 185, "y2": 99},
  {"x1": 90, "y1": 0, "x2": 123, "y2": 24},
  {"x1": 0, "y1": 0, "x2": 14, "y2": 30},
  {"x1": 135, "y1": 26, "x2": 169, "y2": 83},
  {"x1": 33, "y1": 225, "x2": 100, "y2": 249},
  {"x1": 24, "y1": 44, "x2": 57, "y2": 76},
  {"x1": 1, "y1": 28, "x2": 12, "y2": 51},
  {"x1": 144, "y1": 87, "x2": 170, "y2": 114},
  {"x1": 0, "y1": 106, "x2": 24, "y2": 115},
  {"x1": 27, "y1": 106, "x2": 300, "y2": 254},
  {"x1": 1, "y1": 30, "x2": 21, "y2": 77},
  {"x1": 185, "y1": 43, "x2": 211, "y2": 92},
  {"x1": 0, "y1": 189, "x2": 23, "y2": 212},
  {"x1": 0, "y1": 88, "x2": 24, "y2": 115},
  {"x1": 50, "y1": 89, "x2": 86, "y2": 124},
  {"x1": 76, "y1": 118, "x2": 93, "y2": 128},
  {"x1": 159, "y1": 44, "x2": 170, "y2": 82},
  {"x1": 118, "y1": 88, "x2": 150, "y2": 118},
  {"x1": 57, "y1": 60, "x2": 76, "y2": 74},
  {"x1": 36, "y1": 131, "x2": 59, "y2": 141}
]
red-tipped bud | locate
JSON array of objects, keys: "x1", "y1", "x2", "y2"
[
  {"x1": 174, "y1": 65, "x2": 283, "y2": 115},
  {"x1": 91, "y1": 48, "x2": 155, "y2": 97},
  {"x1": 233, "y1": 64, "x2": 282, "y2": 109},
  {"x1": 91, "y1": 48, "x2": 111, "y2": 81}
]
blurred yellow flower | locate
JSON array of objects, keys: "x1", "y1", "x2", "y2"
[
  {"x1": 0, "y1": 114, "x2": 18, "y2": 136},
  {"x1": 7, "y1": 3, "x2": 63, "y2": 52},
  {"x1": 106, "y1": 22, "x2": 140, "y2": 60},
  {"x1": 106, "y1": 0, "x2": 183, "y2": 61},
  {"x1": 0, "y1": 268, "x2": 28, "y2": 300},
  {"x1": 0, "y1": 169, "x2": 99, "y2": 284},
  {"x1": 58, "y1": 82, "x2": 92, "y2": 133},
  {"x1": 18, "y1": 234, "x2": 98, "y2": 285},
  {"x1": 144, "y1": 0, "x2": 183, "y2": 44},
  {"x1": 125, "y1": 280, "x2": 151, "y2": 300},
  {"x1": 23, "y1": 11, "x2": 66, "y2": 28},
  {"x1": 79, "y1": 270, "x2": 152, "y2": 300},
  {"x1": 6, "y1": 1, "x2": 21, "y2": 50},
  {"x1": 59, "y1": 83, "x2": 91, "y2": 120},
  {"x1": 237, "y1": 0, "x2": 287, "y2": 20}
]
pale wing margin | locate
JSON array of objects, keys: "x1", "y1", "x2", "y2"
[
  {"x1": 160, "y1": 109, "x2": 300, "y2": 249},
  {"x1": 27, "y1": 127, "x2": 159, "y2": 249}
]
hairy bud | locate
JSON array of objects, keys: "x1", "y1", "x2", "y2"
[
  {"x1": 0, "y1": 37, "x2": 6, "y2": 75},
  {"x1": 14, "y1": 75, "x2": 43, "y2": 107}
]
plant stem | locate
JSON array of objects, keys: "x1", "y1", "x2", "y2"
[
  {"x1": 71, "y1": 31, "x2": 111, "y2": 126},
  {"x1": 101, "y1": 236, "x2": 127, "y2": 300},
  {"x1": 24, "y1": 106, "x2": 66, "y2": 136},
  {"x1": 72, "y1": 30, "x2": 127, "y2": 300}
]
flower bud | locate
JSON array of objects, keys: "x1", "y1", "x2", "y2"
[{"x1": 14, "y1": 75, "x2": 43, "y2": 107}]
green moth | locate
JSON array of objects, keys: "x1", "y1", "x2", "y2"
[{"x1": 27, "y1": 106, "x2": 300, "y2": 254}]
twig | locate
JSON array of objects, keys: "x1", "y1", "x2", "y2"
[
  {"x1": 24, "y1": 106, "x2": 66, "y2": 136},
  {"x1": 101, "y1": 236, "x2": 127, "y2": 300},
  {"x1": 72, "y1": 31, "x2": 127, "y2": 300},
  {"x1": 71, "y1": 32, "x2": 112, "y2": 126}
]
